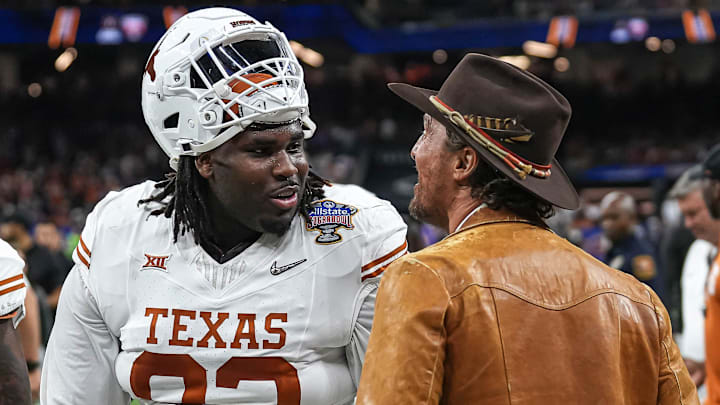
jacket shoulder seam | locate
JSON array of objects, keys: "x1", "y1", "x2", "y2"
[
  {"x1": 424, "y1": 302, "x2": 448, "y2": 404},
  {"x1": 401, "y1": 258, "x2": 450, "y2": 403},
  {"x1": 660, "y1": 339, "x2": 685, "y2": 405},
  {"x1": 449, "y1": 282, "x2": 654, "y2": 312},
  {"x1": 649, "y1": 287, "x2": 686, "y2": 404},
  {"x1": 490, "y1": 288, "x2": 512, "y2": 404},
  {"x1": 403, "y1": 258, "x2": 452, "y2": 299}
]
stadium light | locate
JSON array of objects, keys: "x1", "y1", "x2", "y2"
[
  {"x1": 55, "y1": 47, "x2": 78, "y2": 72},
  {"x1": 432, "y1": 49, "x2": 448, "y2": 64},
  {"x1": 289, "y1": 40, "x2": 324, "y2": 68},
  {"x1": 498, "y1": 55, "x2": 531, "y2": 70},
  {"x1": 522, "y1": 40, "x2": 557, "y2": 59},
  {"x1": 302, "y1": 48, "x2": 324, "y2": 68},
  {"x1": 645, "y1": 36, "x2": 661, "y2": 52},
  {"x1": 27, "y1": 83, "x2": 42, "y2": 98},
  {"x1": 662, "y1": 39, "x2": 676, "y2": 53},
  {"x1": 554, "y1": 57, "x2": 570, "y2": 72}
]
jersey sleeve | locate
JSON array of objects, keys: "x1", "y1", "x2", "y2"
[
  {"x1": 358, "y1": 203, "x2": 408, "y2": 284},
  {"x1": 0, "y1": 241, "x2": 27, "y2": 327},
  {"x1": 42, "y1": 191, "x2": 132, "y2": 405},
  {"x1": 71, "y1": 207, "x2": 98, "y2": 271},
  {"x1": 346, "y1": 201, "x2": 408, "y2": 387},
  {"x1": 356, "y1": 257, "x2": 449, "y2": 404},
  {"x1": 345, "y1": 282, "x2": 378, "y2": 388},
  {"x1": 40, "y1": 266, "x2": 129, "y2": 405}
]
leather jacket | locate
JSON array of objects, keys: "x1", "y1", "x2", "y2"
[{"x1": 357, "y1": 208, "x2": 698, "y2": 405}]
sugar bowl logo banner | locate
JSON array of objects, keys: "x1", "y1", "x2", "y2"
[{"x1": 305, "y1": 200, "x2": 357, "y2": 244}]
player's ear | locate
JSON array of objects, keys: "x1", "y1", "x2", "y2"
[{"x1": 195, "y1": 152, "x2": 213, "y2": 179}]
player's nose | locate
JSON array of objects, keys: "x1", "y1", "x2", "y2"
[{"x1": 273, "y1": 151, "x2": 298, "y2": 179}]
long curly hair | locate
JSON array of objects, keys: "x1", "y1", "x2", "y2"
[{"x1": 444, "y1": 129, "x2": 554, "y2": 223}]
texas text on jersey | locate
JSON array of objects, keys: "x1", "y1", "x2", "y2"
[{"x1": 41, "y1": 182, "x2": 407, "y2": 404}]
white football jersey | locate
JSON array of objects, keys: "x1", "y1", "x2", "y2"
[
  {"x1": 0, "y1": 238, "x2": 26, "y2": 326},
  {"x1": 42, "y1": 181, "x2": 407, "y2": 405}
]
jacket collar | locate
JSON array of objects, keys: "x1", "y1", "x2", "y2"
[{"x1": 447, "y1": 205, "x2": 540, "y2": 239}]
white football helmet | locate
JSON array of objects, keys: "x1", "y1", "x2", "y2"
[{"x1": 141, "y1": 7, "x2": 316, "y2": 169}]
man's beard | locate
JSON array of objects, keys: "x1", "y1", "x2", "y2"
[{"x1": 408, "y1": 189, "x2": 430, "y2": 222}]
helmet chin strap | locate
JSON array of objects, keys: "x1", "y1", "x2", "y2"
[
  {"x1": 302, "y1": 116, "x2": 316, "y2": 139},
  {"x1": 169, "y1": 156, "x2": 180, "y2": 171}
]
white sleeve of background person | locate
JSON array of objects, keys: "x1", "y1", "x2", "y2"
[
  {"x1": 40, "y1": 266, "x2": 129, "y2": 405},
  {"x1": 41, "y1": 187, "x2": 139, "y2": 405},
  {"x1": 345, "y1": 195, "x2": 408, "y2": 388},
  {"x1": 679, "y1": 239, "x2": 713, "y2": 362},
  {"x1": 0, "y1": 239, "x2": 27, "y2": 327}
]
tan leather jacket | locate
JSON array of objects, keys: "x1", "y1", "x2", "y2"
[{"x1": 357, "y1": 208, "x2": 698, "y2": 405}]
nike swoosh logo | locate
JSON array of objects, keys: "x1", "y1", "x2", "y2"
[{"x1": 270, "y1": 259, "x2": 307, "y2": 276}]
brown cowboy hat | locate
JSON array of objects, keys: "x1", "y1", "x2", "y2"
[{"x1": 389, "y1": 53, "x2": 580, "y2": 210}]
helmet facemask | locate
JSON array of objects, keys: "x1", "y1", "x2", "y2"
[{"x1": 143, "y1": 10, "x2": 315, "y2": 170}]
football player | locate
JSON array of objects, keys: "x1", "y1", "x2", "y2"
[
  {"x1": 0, "y1": 238, "x2": 30, "y2": 404},
  {"x1": 41, "y1": 8, "x2": 407, "y2": 405}
]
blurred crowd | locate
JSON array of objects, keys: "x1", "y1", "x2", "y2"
[
  {"x1": 5, "y1": 135, "x2": 719, "y2": 400},
  {"x1": 3, "y1": 26, "x2": 720, "y2": 401},
  {"x1": 544, "y1": 163, "x2": 718, "y2": 397},
  {"x1": 4, "y1": 0, "x2": 711, "y2": 14},
  {"x1": 359, "y1": 0, "x2": 707, "y2": 24}
]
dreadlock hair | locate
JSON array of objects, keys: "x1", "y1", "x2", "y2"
[
  {"x1": 138, "y1": 125, "x2": 328, "y2": 247},
  {"x1": 444, "y1": 127, "x2": 554, "y2": 224}
]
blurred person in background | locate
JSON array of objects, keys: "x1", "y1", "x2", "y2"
[
  {"x1": 33, "y1": 222, "x2": 73, "y2": 342},
  {"x1": 0, "y1": 213, "x2": 68, "y2": 310},
  {"x1": 0, "y1": 238, "x2": 30, "y2": 404},
  {"x1": 600, "y1": 191, "x2": 663, "y2": 297},
  {"x1": 700, "y1": 144, "x2": 720, "y2": 404},
  {"x1": 668, "y1": 164, "x2": 720, "y2": 396},
  {"x1": 13, "y1": 251, "x2": 43, "y2": 402},
  {"x1": 569, "y1": 203, "x2": 605, "y2": 260},
  {"x1": 33, "y1": 222, "x2": 73, "y2": 272},
  {"x1": 357, "y1": 53, "x2": 696, "y2": 404},
  {"x1": 662, "y1": 171, "x2": 700, "y2": 342},
  {"x1": 639, "y1": 199, "x2": 665, "y2": 248},
  {"x1": 17, "y1": 282, "x2": 41, "y2": 402}
]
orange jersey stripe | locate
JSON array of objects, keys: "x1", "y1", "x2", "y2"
[
  {"x1": 79, "y1": 235, "x2": 91, "y2": 257},
  {"x1": 361, "y1": 266, "x2": 386, "y2": 282},
  {"x1": 361, "y1": 241, "x2": 408, "y2": 272},
  {"x1": 76, "y1": 246, "x2": 90, "y2": 268},
  {"x1": 0, "y1": 282, "x2": 24, "y2": 297},
  {"x1": 0, "y1": 310, "x2": 18, "y2": 320},
  {"x1": 0, "y1": 273, "x2": 23, "y2": 287},
  {"x1": 361, "y1": 251, "x2": 409, "y2": 282}
]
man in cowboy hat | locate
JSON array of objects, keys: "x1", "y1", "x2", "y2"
[{"x1": 356, "y1": 54, "x2": 697, "y2": 404}]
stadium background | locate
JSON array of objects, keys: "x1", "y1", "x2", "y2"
[{"x1": 1, "y1": 0, "x2": 719, "y2": 402}]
